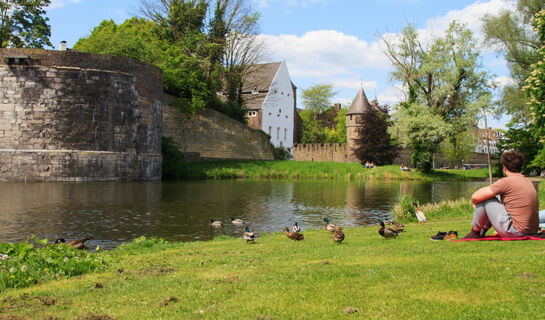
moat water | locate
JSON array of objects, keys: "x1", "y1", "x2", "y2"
[{"x1": 0, "y1": 180, "x2": 486, "y2": 249}]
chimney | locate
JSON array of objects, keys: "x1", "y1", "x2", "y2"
[
  {"x1": 59, "y1": 41, "x2": 67, "y2": 51},
  {"x1": 334, "y1": 103, "x2": 341, "y2": 112}
]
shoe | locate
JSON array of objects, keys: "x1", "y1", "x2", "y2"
[
  {"x1": 444, "y1": 231, "x2": 458, "y2": 240},
  {"x1": 430, "y1": 231, "x2": 447, "y2": 241}
]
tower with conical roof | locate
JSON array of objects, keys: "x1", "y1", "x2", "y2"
[{"x1": 346, "y1": 87, "x2": 373, "y2": 156}]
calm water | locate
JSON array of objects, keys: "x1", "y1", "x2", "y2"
[{"x1": 0, "y1": 180, "x2": 485, "y2": 248}]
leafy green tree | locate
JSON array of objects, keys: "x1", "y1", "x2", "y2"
[
  {"x1": 324, "y1": 106, "x2": 347, "y2": 143},
  {"x1": 382, "y1": 21, "x2": 490, "y2": 171},
  {"x1": 0, "y1": 0, "x2": 52, "y2": 48},
  {"x1": 301, "y1": 84, "x2": 338, "y2": 117},
  {"x1": 482, "y1": 0, "x2": 545, "y2": 124},
  {"x1": 353, "y1": 103, "x2": 399, "y2": 165},
  {"x1": 496, "y1": 125, "x2": 543, "y2": 174},
  {"x1": 440, "y1": 129, "x2": 477, "y2": 168},
  {"x1": 299, "y1": 109, "x2": 327, "y2": 143},
  {"x1": 389, "y1": 103, "x2": 450, "y2": 173},
  {"x1": 522, "y1": 8, "x2": 545, "y2": 170}
]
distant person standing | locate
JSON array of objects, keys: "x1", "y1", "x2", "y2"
[{"x1": 462, "y1": 150, "x2": 539, "y2": 239}]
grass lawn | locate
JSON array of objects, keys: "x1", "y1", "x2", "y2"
[
  {"x1": 182, "y1": 161, "x2": 490, "y2": 181},
  {"x1": 1, "y1": 214, "x2": 544, "y2": 319}
]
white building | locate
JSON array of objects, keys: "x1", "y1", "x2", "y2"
[{"x1": 242, "y1": 61, "x2": 298, "y2": 152}]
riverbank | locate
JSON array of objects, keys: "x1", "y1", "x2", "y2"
[
  {"x1": 1, "y1": 182, "x2": 544, "y2": 319},
  {"x1": 1, "y1": 218, "x2": 544, "y2": 319},
  {"x1": 182, "y1": 160, "x2": 490, "y2": 181}
]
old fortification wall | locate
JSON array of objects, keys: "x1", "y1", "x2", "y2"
[
  {"x1": 0, "y1": 49, "x2": 163, "y2": 182},
  {"x1": 163, "y1": 95, "x2": 274, "y2": 161},
  {"x1": 293, "y1": 143, "x2": 493, "y2": 167}
]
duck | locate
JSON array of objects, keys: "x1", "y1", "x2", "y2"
[
  {"x1": 283, "y1": 226, "x2": 304, "y2": 241},
  {"x1": 378, "y1": 219, "x2": 398, "y2": 239},
  {"x1": 230, "y1": 217, "x2": 245, "y2": 224},
  {"x1": 323, "y1": 217, "x2": 337, "y2": 233},
  {"x1": 292, "y1": 222, "x2": 301, "y2": 233},
  {"x1": 393, "y1": 221, "x2": 405, "y2": 232},
  {"x1": 243, "y1": 227, "x2": 256, "y2": 244},
  {"x1": 210, "y1": 219, "x2": 223, "y2": 227},
  {"x1": 332, "y1": 225, "x2": 345, "y2": 244},
  {"x1": 54, "y1": 236, "x2": 92, "y2": 250}
]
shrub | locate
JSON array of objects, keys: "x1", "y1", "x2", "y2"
[
  {"x1": 0, "y1": 238, "x2": 105, "y2": 291},
  {"x1": 273, "y1": 146, "x2": 291, "y2": 160},
  {"x1": 161, "y1": 136, "x2": 189, "y2": 180},
  {"x1": 393, "y1": 194, "x2": 417, "y2": 222}
]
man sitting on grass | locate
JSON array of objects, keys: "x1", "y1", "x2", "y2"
[{"x1": 462, "y1": 150, "x2": 539, "y2": 239}]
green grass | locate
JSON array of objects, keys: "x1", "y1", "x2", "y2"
[
  {"x1": 1, "y1": 218, "x2": 544, "y2": 319},
  {"x1": 182, "y1": 160, "x2": 490, "y2": 181}
]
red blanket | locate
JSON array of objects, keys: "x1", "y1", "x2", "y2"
[{"x1": 452, "y1": 234, "x2": 545, "y2": 242}]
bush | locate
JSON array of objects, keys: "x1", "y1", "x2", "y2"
[
  {"x1": 273, "y1": 146, "x2": 291, "y2": 160},
  {"x1": 162, "y1": 136, "x2": 189, "y2": 180},
  {"x1": 393, "y1": 195, "x2": 417, "y2": 222},
  {"x1": 207, "y1": 96, "x2": 248, "y2": 124},
  {"x1": 0, "y1": 238, "x2": 105, "y2": 290}
]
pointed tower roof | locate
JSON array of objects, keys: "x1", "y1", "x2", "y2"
[{"x1": 347, "y1": 87, "x2": 372, "y2": 115}]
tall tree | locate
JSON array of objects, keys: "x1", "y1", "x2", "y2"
[
  {"x1": 381, "y1": 21, "x2": 490, "y2": 172},
  {"x1": 301, "y1": 84, "x2": 338, "y2": 117},
  {"x1": 0, "y1": 0, "x2": 52, "y2": 48},
  {"x1": 440, "y1": 129, "x2": 477, "y2": 168},
  {"x1": 482, "y1": 0, "x2": 545, "y2": 124},
  {"x1": 353, "y1": 103, "x2": 399, "y2": 165}
]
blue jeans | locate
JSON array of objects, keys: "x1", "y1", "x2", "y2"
[{"x1": 472, "y1": 198, "x2": 525, "y2": 238}]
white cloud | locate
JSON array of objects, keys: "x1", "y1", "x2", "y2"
[
  {"x1": 425, "y1": 0, "x2": 512, "y2": 40},
  {"x1": 377, "y1": 85, "x2": 406, "y2": 106},
  {"x1": 48, "y1": 0, "x2": 83, "y2": 10},
  {"x1": 260, "y1": 30, "x2": 391, "y2": 78},
  {"x1": 491, "y1": 76, "x2": 516, "y2": 88}
]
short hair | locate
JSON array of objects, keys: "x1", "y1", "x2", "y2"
[{"x1": 500, "y1": 150, "x2": 524, "y2": 173}]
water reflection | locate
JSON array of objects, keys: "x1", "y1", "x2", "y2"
[{"x1": 0, "y1": 180, "x2": 485, "y2": 248}]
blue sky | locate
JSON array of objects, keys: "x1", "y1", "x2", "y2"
[{"x1": 45, "y1": 0, "x2": 513, "y2": 128}]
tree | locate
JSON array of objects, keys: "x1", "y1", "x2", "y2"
[
  {"x1": 521, "y1": 8, "x2": 545, "y2": 170},
  {"x1": 301, "y1": 84, "x2": 338, "y2": 117},
  {"x1": 440, "y1": 129, "x2": 477, "y2": 168},
  {"x1": 299, "y1": 109, "x2": 327, "y2": 143},
  {"x1": 381, "y1": 21, "x2": 490, "y2": 171},
  {"x1": 352, "y1": 103, "x2": 399, "y2": 165},
  {"x1": 482, "y1": 0, "x2": 545, "y2": 124},
  {"x1": 324, "y1": 106, "x2": 347, "y2": 143},
  {"x1": 389, "y1": 103, "x2": 451, "y2": 173},
  {"x1": 0, "y1": 0, "x2": 52, "y2": 48}
]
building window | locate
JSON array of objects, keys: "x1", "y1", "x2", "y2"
[
  {"x1": 279, "y1": 109, "x2": 281, "y2": 113},
  {"x1": 248, "y1": 111, "x2": 257, "y2": 117},
  {"x1": 277, "y1": 127, "x2": 280, "y2": 139},
  {"x1": 285, "y1": 115, "x2": 288, "y2": 119},
  {"x1": 284, "y1": 128, "x2": 287, "y2": 141},
  {"x1": 350, "y1": 115, "x2": 353, "y2": 121},
  {"x1": 268, "y1": 126, "x2": 272, "y2": 135}
]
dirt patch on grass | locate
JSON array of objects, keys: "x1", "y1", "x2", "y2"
[
  {"x1": 76, "y1": 314, "x2": 116, "y2": 320},
  {"x1": 519, "y1": 272, "x2": 537, "y2": 278},
  {"x1": 159, "y1": 296, "x2": 179, "y2": 306},
  {"x1": 129, "y1": 266, "x2": 176, "y2": 277}
]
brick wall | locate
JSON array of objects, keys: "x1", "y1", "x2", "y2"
[
  {"x1": 0, "y1": 49, "x2": 163, "y2": 182},
  {"x1": 293, "y1": 143, "x2": 494, "y2": 167},
  {"x1": 163, "y1": 95, "x2": 274, "y2": 161}
]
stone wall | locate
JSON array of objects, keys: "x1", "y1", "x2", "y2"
[
  {"x1": 293, "y1": 143, "x2": 494, "y2": 167},
  {"x1": 0, "y1": 49, "x2": 163, "y2": 182},
  {"x1": 163, "y1": 95, "x2": 274, "y2": 161}
]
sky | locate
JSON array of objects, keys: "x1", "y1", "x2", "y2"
[{"x1": 45, "y1": 0, "x2": 515, "y2": 128}]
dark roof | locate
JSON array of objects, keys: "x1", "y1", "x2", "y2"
[
  {"x1": 347, "y1": 87, "x2": 372, "y2": 115},
  {"x1": 242, "y1": 62, "x2": 282, "y2": 110}
]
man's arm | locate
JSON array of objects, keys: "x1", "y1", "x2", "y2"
[{"x1": 471, "y1": 186, "x2": 496, "y2": 206}]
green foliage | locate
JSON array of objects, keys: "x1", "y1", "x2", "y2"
[
  {"x1": 0, "y1": 0, "x2": 52, "y2": 48},
  {"x1": 300, "y1": 109, "x2": 327, "y2": 143},
  {"x1": 440, "y1": 129, "x2": 478, "y2": 168},
  {"x1": 394, "y1": 194, "x2": 417, "y2": 222},
  {"x1": 161, "y1": 136, "x2": 189, "y2": 181},
  {"x1": 301, "y1": 84, "x2": 338, "y2": 116},
  {"x1": 0, "y1": 238, "x2": 105, "y2": 291},
  {"x1": 353, "y1": 104, "x2": 399, "y2": 165},
  {"x1": 207, "y1": 96, "x2": 248, "y2": 124},
  {"x1": 273, "y1": 146, "x2": 291, "y2": 160},
  {"x1": 482, "y1": 0, "x2": 545, "y2": 124},
  {"x1": 390, "y1": 103, "x2": 450, "y2": 173},
  {"x1": 497, "y1": 124, "x2": 543, "y2": 174},
  {"x1": 324, "y1": 106, "x2": 347, "y2": 143}
]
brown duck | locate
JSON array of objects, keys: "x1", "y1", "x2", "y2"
[
  {"x1": 332, "y1": 226, "x2": 345, "y2": 244},
  {"x1": 54, "y1": 236, "x2": 92, "y2": 250},
  {"x1": 283, "y1": 226, "x2": 304, "y2": 241}
]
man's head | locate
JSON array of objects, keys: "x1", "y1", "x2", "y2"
[{"x1": 500, "y1": 150, "x2": 524, "y2": 173}]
